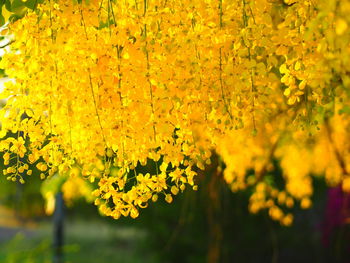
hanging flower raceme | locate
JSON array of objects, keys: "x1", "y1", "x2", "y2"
[{"x1": 0, "y1": 0, "x2": 349, "y2": 224}]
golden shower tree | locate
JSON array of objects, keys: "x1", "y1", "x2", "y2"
[{"x1": 0, "y1": 0, "x2": 349, "y2": 225}]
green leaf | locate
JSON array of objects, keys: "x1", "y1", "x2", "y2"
[
  {"x1": 10, "y1": 0, "x2": 25, "y2": 12},
  {"x1": 4, "y1": 0, "x2": 11, "y2": 12},
  {"x1": 339, "y1": 105, "x2": 350, "y2": 115},
  {"x1": 41, "y1": 173, "x2": 68, "y2": 196},
  {"x1": 0, "y1": 12, "x2": 5, "y2": 26},
  {"x1": 264, "y1": 175, "x2": 274, "y2": 187},
  {"x1": 8, "y1": 13, "x2": 19, "y2": 22},
  {"x1": 23, "y1": 0, "x2": 37, "y2": 9}
]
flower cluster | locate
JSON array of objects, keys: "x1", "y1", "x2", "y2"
[{"x1": 0, "y1": 0, "x2": 349, "y2": 224}]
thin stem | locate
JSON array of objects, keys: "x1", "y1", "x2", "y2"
[
  {"x1": 144, "y1": 24, "x2": 157, "y2": 142},
  {"x1": 0, "y1": 40, "x2": 14, "y2": 49},
  {"x1": 219, "y1": 48, "x2": 233, "y2": 120},
  {"x1": 108, "y1": 0, "x2": 117, "y2": 25},
  {"x1": 88, "y1": 69, "x2": 107, "y2": 148},
  {"x1": 218, "y1": 0, "x2": 233, "y2": 121},
  {"x1": 143, "y1": 0, "x2": 147, "y2": 16},
  {"x1": 79, "y1": 4, "x2": 88, "y2": 40},
  {"x1": 242, "y1": 0, "x2": 256, "y2": 131}
]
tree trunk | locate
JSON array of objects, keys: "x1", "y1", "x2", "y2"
[{"x1": 53, "y1": 192, "x2": 64, "y2": 263}]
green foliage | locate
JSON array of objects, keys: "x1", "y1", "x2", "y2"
[
  {"x1": 0, "y1": 233, "x2": 52, "y2": 263},
  {"x1": 40, "y1": 173, "x2": 67, "y2": 198},
  {"x1": 0, "y1": 166, "x2": 45, "y2": 217},
  {"x1": 0, "y1": 0, "x2": 43, "y2": 25}
]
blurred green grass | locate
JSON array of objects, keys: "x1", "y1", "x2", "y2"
[{"x1": 0, "y1": 219, "x2": 156, "y2": 263}]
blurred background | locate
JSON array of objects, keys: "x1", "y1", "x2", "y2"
[{"x1": 1, "y1": 159, "x2": 350, "y2": 263}]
